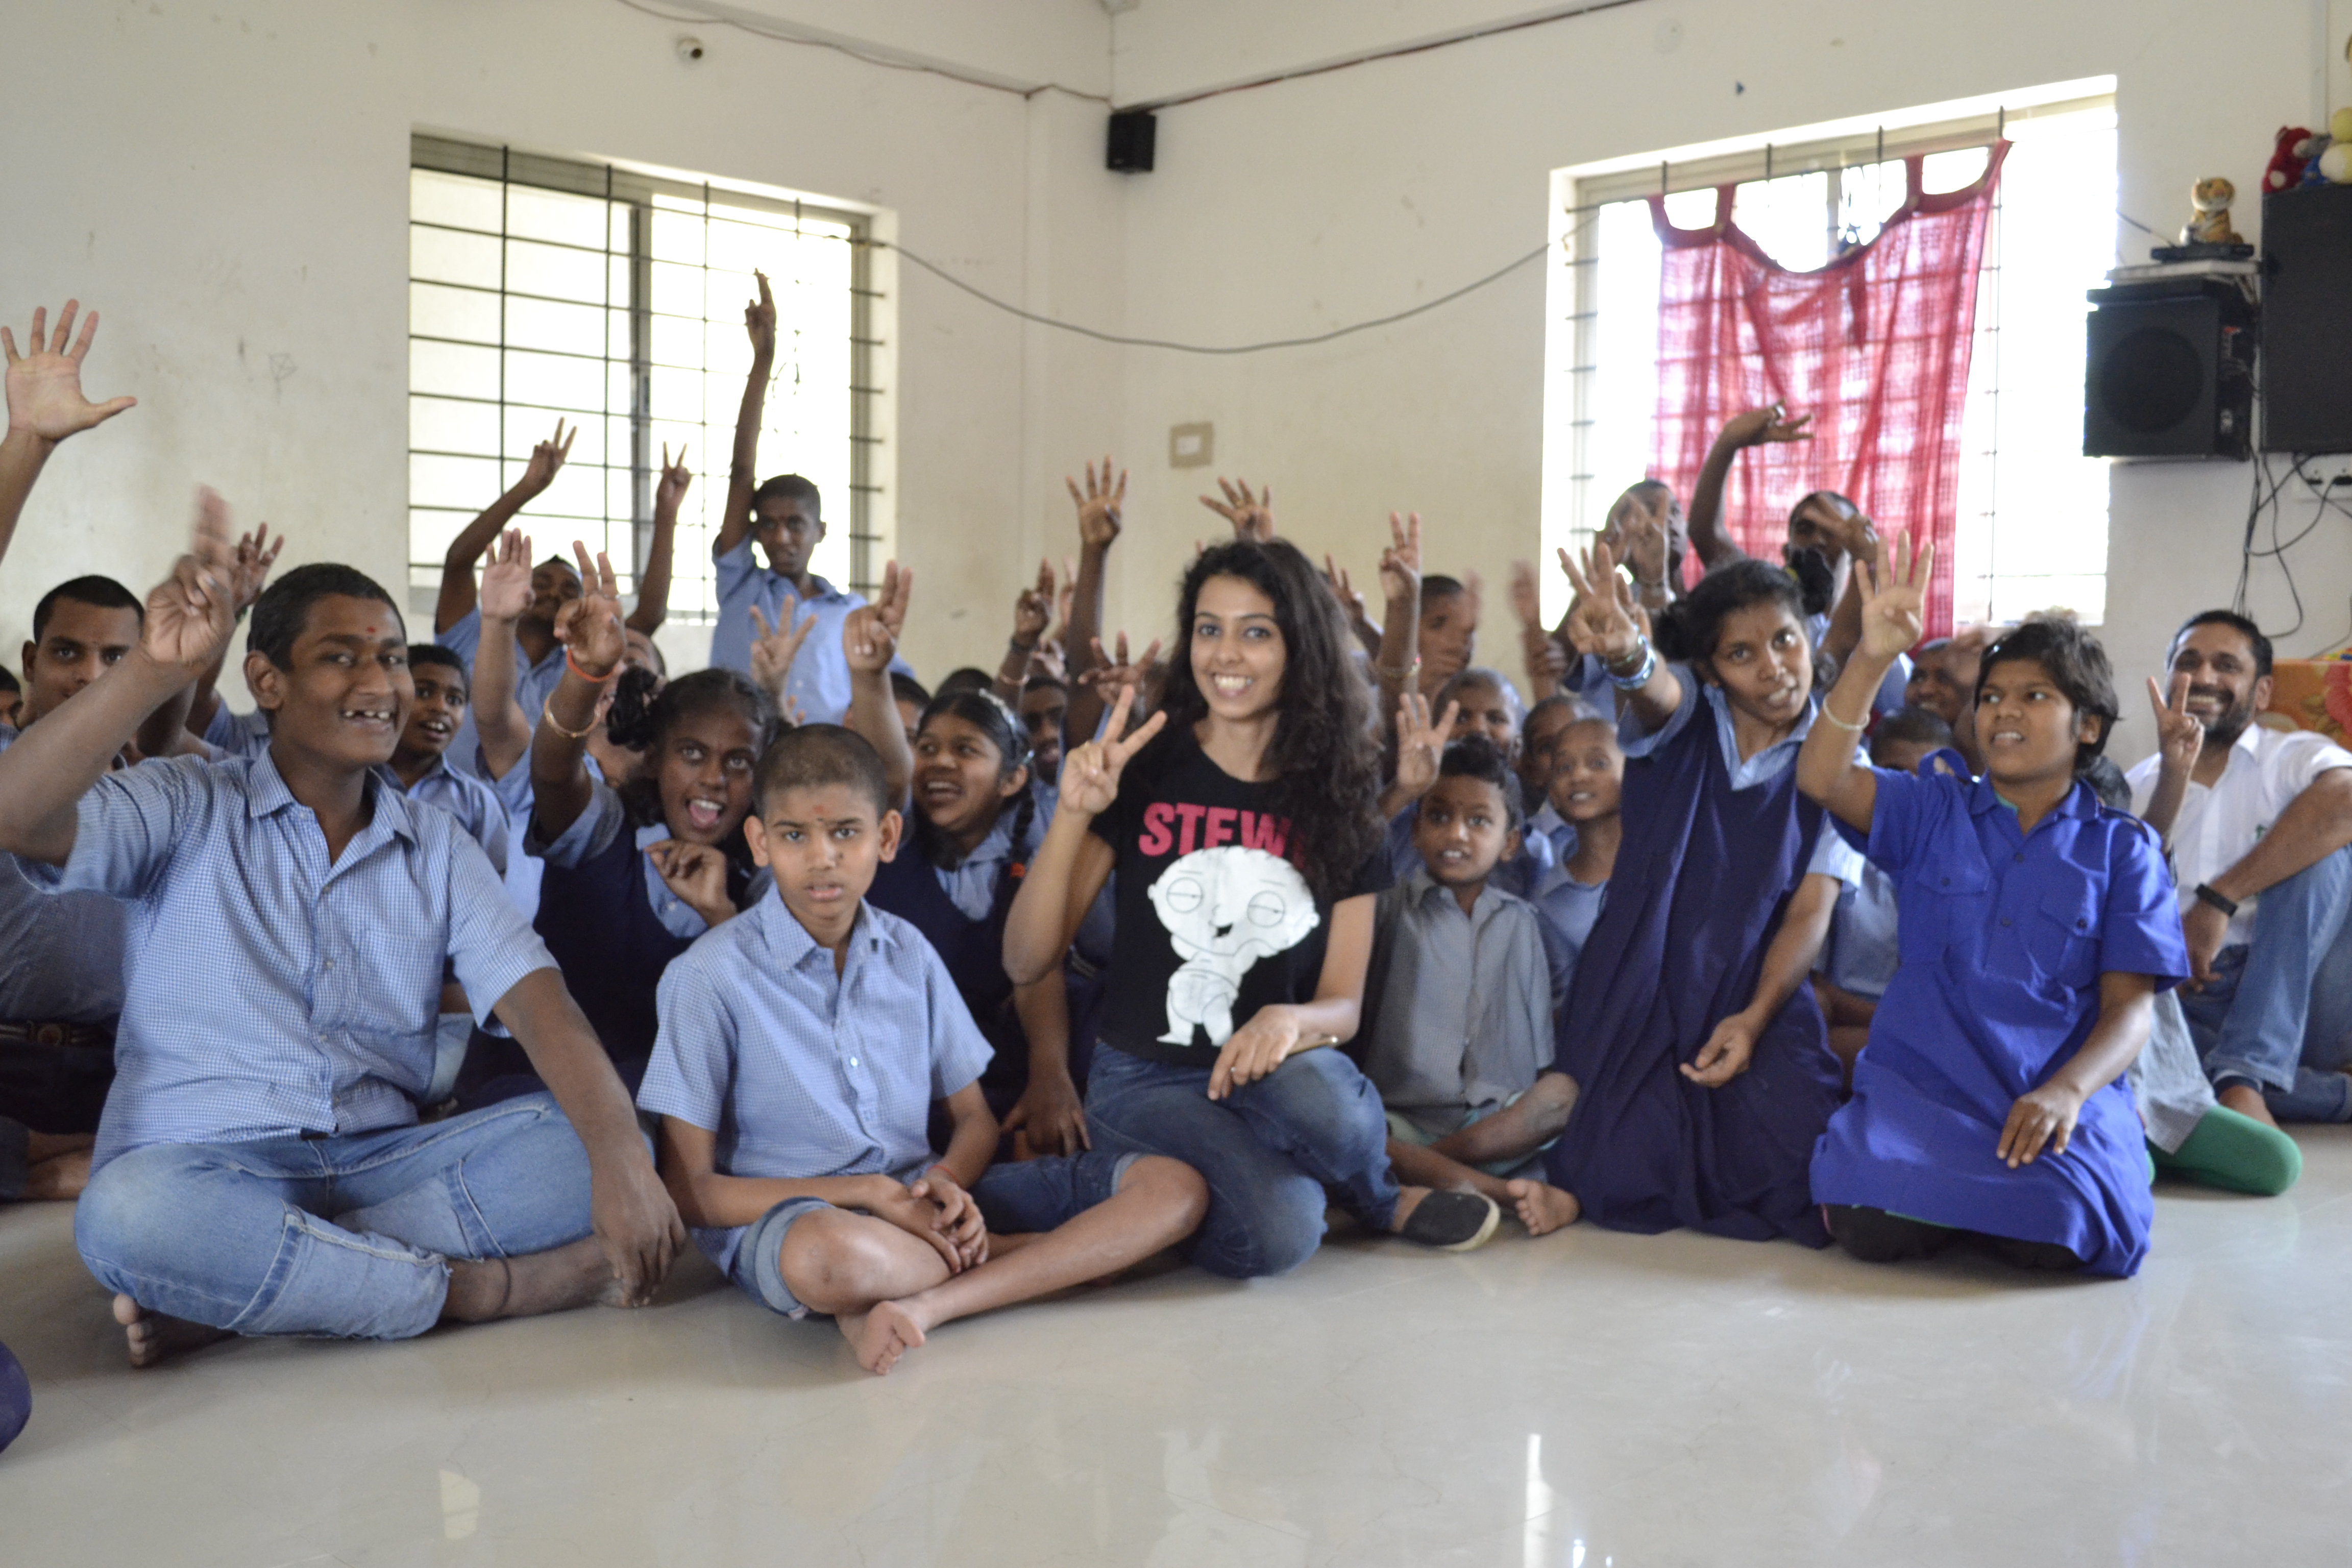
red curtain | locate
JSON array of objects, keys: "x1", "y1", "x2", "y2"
[{"x1": 1648, "y1": 143, "x2": 2006, "y2": 637}]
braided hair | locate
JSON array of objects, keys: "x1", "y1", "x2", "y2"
[{"x1": 912, "y1": 690, "x2": 1037, "y2": 890}]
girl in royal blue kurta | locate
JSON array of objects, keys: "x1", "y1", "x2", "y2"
[
  {"x1": 867, "y1": 689, "x2": 1098, "y2": 1156},
  {"x1": 1796, "y1": 538, "x2": 2188, "y2": 1277}
]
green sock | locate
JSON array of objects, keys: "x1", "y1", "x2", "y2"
[{"x1": 2150, "y1": 1106, "x2": 2303, "y2": 1197}]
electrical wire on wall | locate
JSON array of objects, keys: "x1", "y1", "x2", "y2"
[{"x1": 2233, "y1": 452, "x2": 2352, "y2": 645}]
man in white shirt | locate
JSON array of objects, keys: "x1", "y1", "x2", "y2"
[{"x1": 2124, "y1": 611, "x2": 2352, "y2": 1126}]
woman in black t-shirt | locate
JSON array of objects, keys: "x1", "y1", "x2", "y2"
[{"x1": 1007, "y1": 539, "x2": 1502, "y2": 1275}]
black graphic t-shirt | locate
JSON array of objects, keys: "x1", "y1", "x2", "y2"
[{"x1": 1088, "y1": 729, "x2": 1391, "y2": 1066}]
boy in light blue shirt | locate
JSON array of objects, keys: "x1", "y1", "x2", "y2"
[{"x1": 639, "y1": 724, "x2": 1206, "y2": 1376}]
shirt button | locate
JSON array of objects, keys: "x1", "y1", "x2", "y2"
[
  {"x1": 849, "y1": 1057, "x2": 860, "y2": 1067},
  {"x1": 324, "y1": 959, "x2": 334, "y2": 970}
]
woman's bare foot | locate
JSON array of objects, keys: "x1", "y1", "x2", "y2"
[
  {"x1": 1506, "y1": 1178, "x2": 1580, "y2": 1236},
  {"x1": 2218, "y1": 1082, "x2": 2280, "y2": 1129},
  {"x1": 839, "y1": 1301, "x2": 928, "y2": 1375},
  {"x1": 113, "y1": 1293, "x2": 231, "y2": 1368},
  {"x1": 23, "y1": 1148, "x2": 92, "y2": 1201},
  {"x1": 442, "y1": 1238, "x2": 628, "y2": 1323}
]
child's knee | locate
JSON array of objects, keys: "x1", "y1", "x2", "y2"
[
  {"x1": 1194, "y1": 1178, "x2": 1324, "y2": 1279},
  {"x1": 775, "y1": 1211, "x2": 901, "y2": 1312},
  {"x1": 1120, "y1": 1155, "x2": 1209, "y2": 1231}
]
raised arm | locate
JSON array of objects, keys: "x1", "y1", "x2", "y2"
[
  {"x1": 0, "y1": 492, "x2": 238, "y2": 864},
  {"x1": 1685, "y1": 405, "x2": 1811, "y2": 571},
  {"x1": 1377, "y1": 690, "x2": 1460, "y2": 822},
  {"x1": 176, "y1": 523, "x2": 282, "y2": 749},
  {"x1": 1199, "y1": 476, "x2": 1274, "y2": 544},
  {"x1": 1004, "y1": 693, "x2": 1164, "y2": 985},
  {"x1": 993, "y1": 559, "x2": 1055, "y2": 705},
  {"x1": 1325, "y1": 554, "x2": 1383, "y2": 659},
  {"x1": 627, "y1": 443, "x2": 687, "y2": 636},
  {"x1": 530, "y1": 542, "x2": 625, "y2": 842},
  {"x1": 1558, "y1": 541, "x2": 1682, "y2": 733},
  {"x1": 843, "y1": 562, "x2": 916, "y2": 806},
  {"x1": 472, "y1": 529, "x2": 537, "y2": 781},
  {"x1": 1062, "y1": 459, "x2": 1125, "y2": 743},
  {"x1": 2137, "y1": 672, "x2": 2203, "y2": 843},
  {"x1": 1508, "y1": 559, "x2": 1567, "y2": 701},
  {"x1": 745, "y1": 599, "x2": 815, "y2": 719},
  {"x1": 1373, "y1": 512, "x2": 1422, "y2": 730},
  {"x1": 1, "y1": 300, "x2": 137, "y2": 569},
  {"x1": 1797, "y1": 532, "x2": 1933, "y2": 831},
  {"x1": 712, "y1": 272, "x2": 776, "y2": 561},
  {"x1": 436, "y1": 420, "x2": 573, "y2": 634}
]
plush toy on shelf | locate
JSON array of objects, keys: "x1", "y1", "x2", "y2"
[
  {"x1": 2322, "y1": 108, "x2": 2352, "y2": 183},
  {"x1": 2182, "y1": 176, "x2": 2243, "y2": 245},
  {"x1": 2269, "y1": 126, "x2": 2318, "y2": 191}
]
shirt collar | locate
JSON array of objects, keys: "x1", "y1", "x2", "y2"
[
  {"x1": 1407, "y1": 865, "x2": 1492, "y2": 917},
  {"x1": 1965, "y1": 771, "x2": 2098, "y2": 822},
  {"x1": 248, "y1": 750, "x2": 420, "y2": 846},
  {"x1": 373, "y1": 753, "x2": 454, "y2": 794},
  {"x1": 1702, "y1": 683, "x2": 1816, "y2": 757},
  {"x1": 760, "y1": 885, "x2": 894, "y2": 969}
]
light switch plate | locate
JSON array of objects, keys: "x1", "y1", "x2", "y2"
[{"x1": 1169, "y1": 422, "x2": 1213, "y2": 468}]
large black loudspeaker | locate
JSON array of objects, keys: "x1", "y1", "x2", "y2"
[
  {"x1": 2082, "y1": 278, "x2": 2252, "y2": 460},
  {"x1": 2261, "y1": 182, "x2": 2352, "y2": 453}
]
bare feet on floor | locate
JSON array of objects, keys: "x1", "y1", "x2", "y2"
[
  {"x1": 1504, "y1": 1178, "x2": 1580, "y2": 1236},
  {"x1": 839, "y1": 1301, "x2": 929, "y2": 1375},
  {"x1": 442, "y1": 1238, "x2": 630, "y2": 1324},
  {"x1": 2218, "y1": 1082, "x2": 2280, "y2": 1129},
  {"x1": 113, "y1": 1293, "x2": 231, "y2": 1368}
]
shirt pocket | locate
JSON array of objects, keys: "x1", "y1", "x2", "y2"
[
  {"x1": 2031, "y1": 876, "x2": 2104, "y2": 992},
  {"x1": 1906, "y1": 855, "x2": 1993, "y2": 968}
]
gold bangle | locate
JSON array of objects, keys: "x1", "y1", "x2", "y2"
[
  {"x1": 542, "y1": 704, "x2": 599, "y2": 741},
  {"x1": 1816, "y1": 703, "x2": 1868, "y2": 733}
]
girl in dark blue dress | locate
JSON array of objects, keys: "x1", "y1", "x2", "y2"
[
  {"x1": 867, "y1": 690, "x2": 1097, "y2": 1156},
  {"x1": 1798, "y1": 540, "x2": 2186, "y2": 1276}
]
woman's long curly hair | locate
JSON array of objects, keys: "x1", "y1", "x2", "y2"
[{"x1": 1142, "y1": 539, "x2": 1383, "y2": 902}]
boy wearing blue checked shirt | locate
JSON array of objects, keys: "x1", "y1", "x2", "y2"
[
  {"x1": 0, "y1": 494, "x2": 684, "y2": 1365},
  {"x1": 640, "y1": 724, "x2": 1207, "y2": 1376}
]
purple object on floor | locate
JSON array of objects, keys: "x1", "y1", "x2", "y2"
[{"x1": 0, "y1": 1339, "x2": 29, "y2": 1455}]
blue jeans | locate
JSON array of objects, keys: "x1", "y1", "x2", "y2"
[
  {"x1": 74, "y1": 1094, "x2": 594, "y2": 1340},
  {"x1": 1083, "y1": 1045, "x2": 1398, "y2": 1279},
  {"x1": 2179, "y1": 846, "x2": 2352, "y2": 1122}
]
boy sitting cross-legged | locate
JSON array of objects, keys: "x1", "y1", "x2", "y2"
[
  {"x1": 1357, "y1": 737, "x2": 1584, "y2": 1235},
  {"x1": 639, "y1": 724, "x2": 1208, "y2": 1376}
]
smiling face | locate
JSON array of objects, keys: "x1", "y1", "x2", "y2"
[
  {"x1": 1547, "y1": 719, "x2": 1624, "y2": 824},
  {"x1": 1019, "y1": 684, "x2": 1067, "y2": 783},
  {"x1": 1904, "y1": 643, "x2": 1964, "y2": 726},
  {"x1": 914, "y1": 711, "x2": 1026, "y2": 844},
  {"x1": 747, "y1": 780, "x2": 899, "y2": 936},
  {"x1": 2166, "y1": 623, "x2": 2269, "y2": 749},
  {"x1": 248, "y1": 594, "x2": 413, "y2": 772},
  {"x1": 398, "y1": 659, "x2": 468, "y2": 764},
  {"x1": 1190, "y1": 574, "x2": 1286, "y2": 722},
  {"x1": 526, "y1": 559, "x2": 582, "y2": 630},
  {"x1": 22, "y1": 598, "x2": 142, "y2": 724},
  {"x1": 1413, "y1": 773, "x2": 1518, "y2": 891},
  {"x1": 654, "y1": 705, "x2": 763, "y2": 846},
  {"x1": 753, "y1": 493, "x2": 824, "y2": 580},
  {"x1": 1703, "y1": 600, "x2": 1814, "y2": 729},
  {"x1": 1975, "y1": 656, "x2": 2098, "y2": 790}
]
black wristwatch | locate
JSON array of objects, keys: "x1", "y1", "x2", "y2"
[{"x1": 2193, "y1": 883, "x2": 2240, "y2": 917}]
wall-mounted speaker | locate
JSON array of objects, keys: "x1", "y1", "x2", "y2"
[
  {"x1": 2082, "y1": 278, "x2": 2252, "y2": 460},
  {"x1": 1107, "y1": 110, "x2": 1156, "y2": 173},
  {"x1": 2261, "y1": 183, "x2": 2352, "y2": 453}
]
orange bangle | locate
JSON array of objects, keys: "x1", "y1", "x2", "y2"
[{"x1": 565, "y1": 649, "x2": 619, "y2": 684}]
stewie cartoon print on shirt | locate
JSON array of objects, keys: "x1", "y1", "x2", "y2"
[{"x1": 1144, "y1": 845, "x2": 1320, "y2": 1046}]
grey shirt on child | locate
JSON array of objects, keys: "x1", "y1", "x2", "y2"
[{"x1": 1361, "y1": 870, "x2": 1555, "y2": 1141}]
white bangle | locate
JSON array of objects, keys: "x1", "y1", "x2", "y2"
[{"x1": 1816, "y1": 703, "x2": 1868, "y2": 733}]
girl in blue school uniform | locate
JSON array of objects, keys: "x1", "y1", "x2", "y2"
[
  {"x1": 866, "y1": 689, "x2": 1099, "y2": 1157},
  {"x1": 459, "y1": 544, "x2": 914, "y2": 1104},
  {"x1": 1796, "y1": 538, "x2": 2188, "y2": 1277}
]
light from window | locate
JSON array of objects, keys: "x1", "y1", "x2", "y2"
[
  {"x1": 407, "y1": 144, "x2": 875, "y2": 624},
  {"x1": 1545, "y1": 102, "x2": 2118, "y2": 627}
]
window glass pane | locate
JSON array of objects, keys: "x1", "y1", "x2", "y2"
[
  {"x1": 410, "y1": 452, "x2": 503, "y2": 511},
  {"x1": 532, "y1": 462, "x2": 607, "y2": 523},
  {"x1": 650, "y1": 261, "x2": 707, "y2": 319},
  {"x1": 505, "y1": 238, "x2": 605, "y2": 303},
  {"x1": 411, "y1": 169, "x2": 503, "y2": 233},
  {"x1": 503, "y1": 347, "x2": 605, "y2": 412},
  {"x1": 504, "y1": 406, "x2": 607, "y2": 468},
  {"x1": 505, "y1": 185, "x2": 609, "y2": 251},
  {"x1": 504, "y1": 293, "x2": 605, "y2": 357},
  {"x1": 1922, "y1": 146, "x2": 1991, "y2": 194},
  {"x1": 410, "y1": 281, "x2": 500, "y2": 345},
  {"x1": 410, "y1": 395, "x2": 500, "y2": 455},
  {"x1": 1733, "y1": 170, "x2": 1829, "y2": 271},
  {"x1": 651, "y1": 207, "x2": 705, "y2": 264},
  {"x1": 409, "y1": 338, "x2": 500, "y2": 400},
  {"x1": 649, "y1": 313, "x2": 706, "y2": 370},
  {"x1": 411, "y1": 226, "x2": 500, "y2": 289},
  {"x1": 410, "y1": 507, "x2": 482, "y2": 568}
]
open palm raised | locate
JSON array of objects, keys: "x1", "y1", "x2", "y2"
[
  {"x1": 1854, "y1": 531, "x2": 1933, "y2": 665},
  {"x1": 4, "y1": 300, "x2": 136, "y2": 441}
]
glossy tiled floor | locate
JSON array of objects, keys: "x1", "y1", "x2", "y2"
[{"x1": 3, "y1": 1130, "x2": 2347, "y2": 1566}]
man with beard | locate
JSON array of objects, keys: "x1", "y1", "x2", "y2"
[{"x1": 2125, "y1": 611, "x2": 2352, "y2": 1126}]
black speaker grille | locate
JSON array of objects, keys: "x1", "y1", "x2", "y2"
[{"x1": 2097, "y1": 327, "x2": 2203, "y2": 433}]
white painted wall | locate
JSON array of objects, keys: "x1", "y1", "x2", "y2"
[
  {"x1": 1104, "y1": 0, "x2": 2352, "y2": 768},
  {"x1": 0, "y1": 0, "x2": 1124, "y2": 689}
]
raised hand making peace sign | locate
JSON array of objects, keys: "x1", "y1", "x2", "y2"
[
  {"x1": 844, "y1": 561, "x2": 912, "y2": 674},
  {"x1": 1056, "y1": 688, "x2": 1169, "y2": 817},
  {"x1": 553, "y1": 541, "x2": 627, "y2": 678},
  {"x1": 1554, "y1": 541, "x2": 1644, "y2": 666}
]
